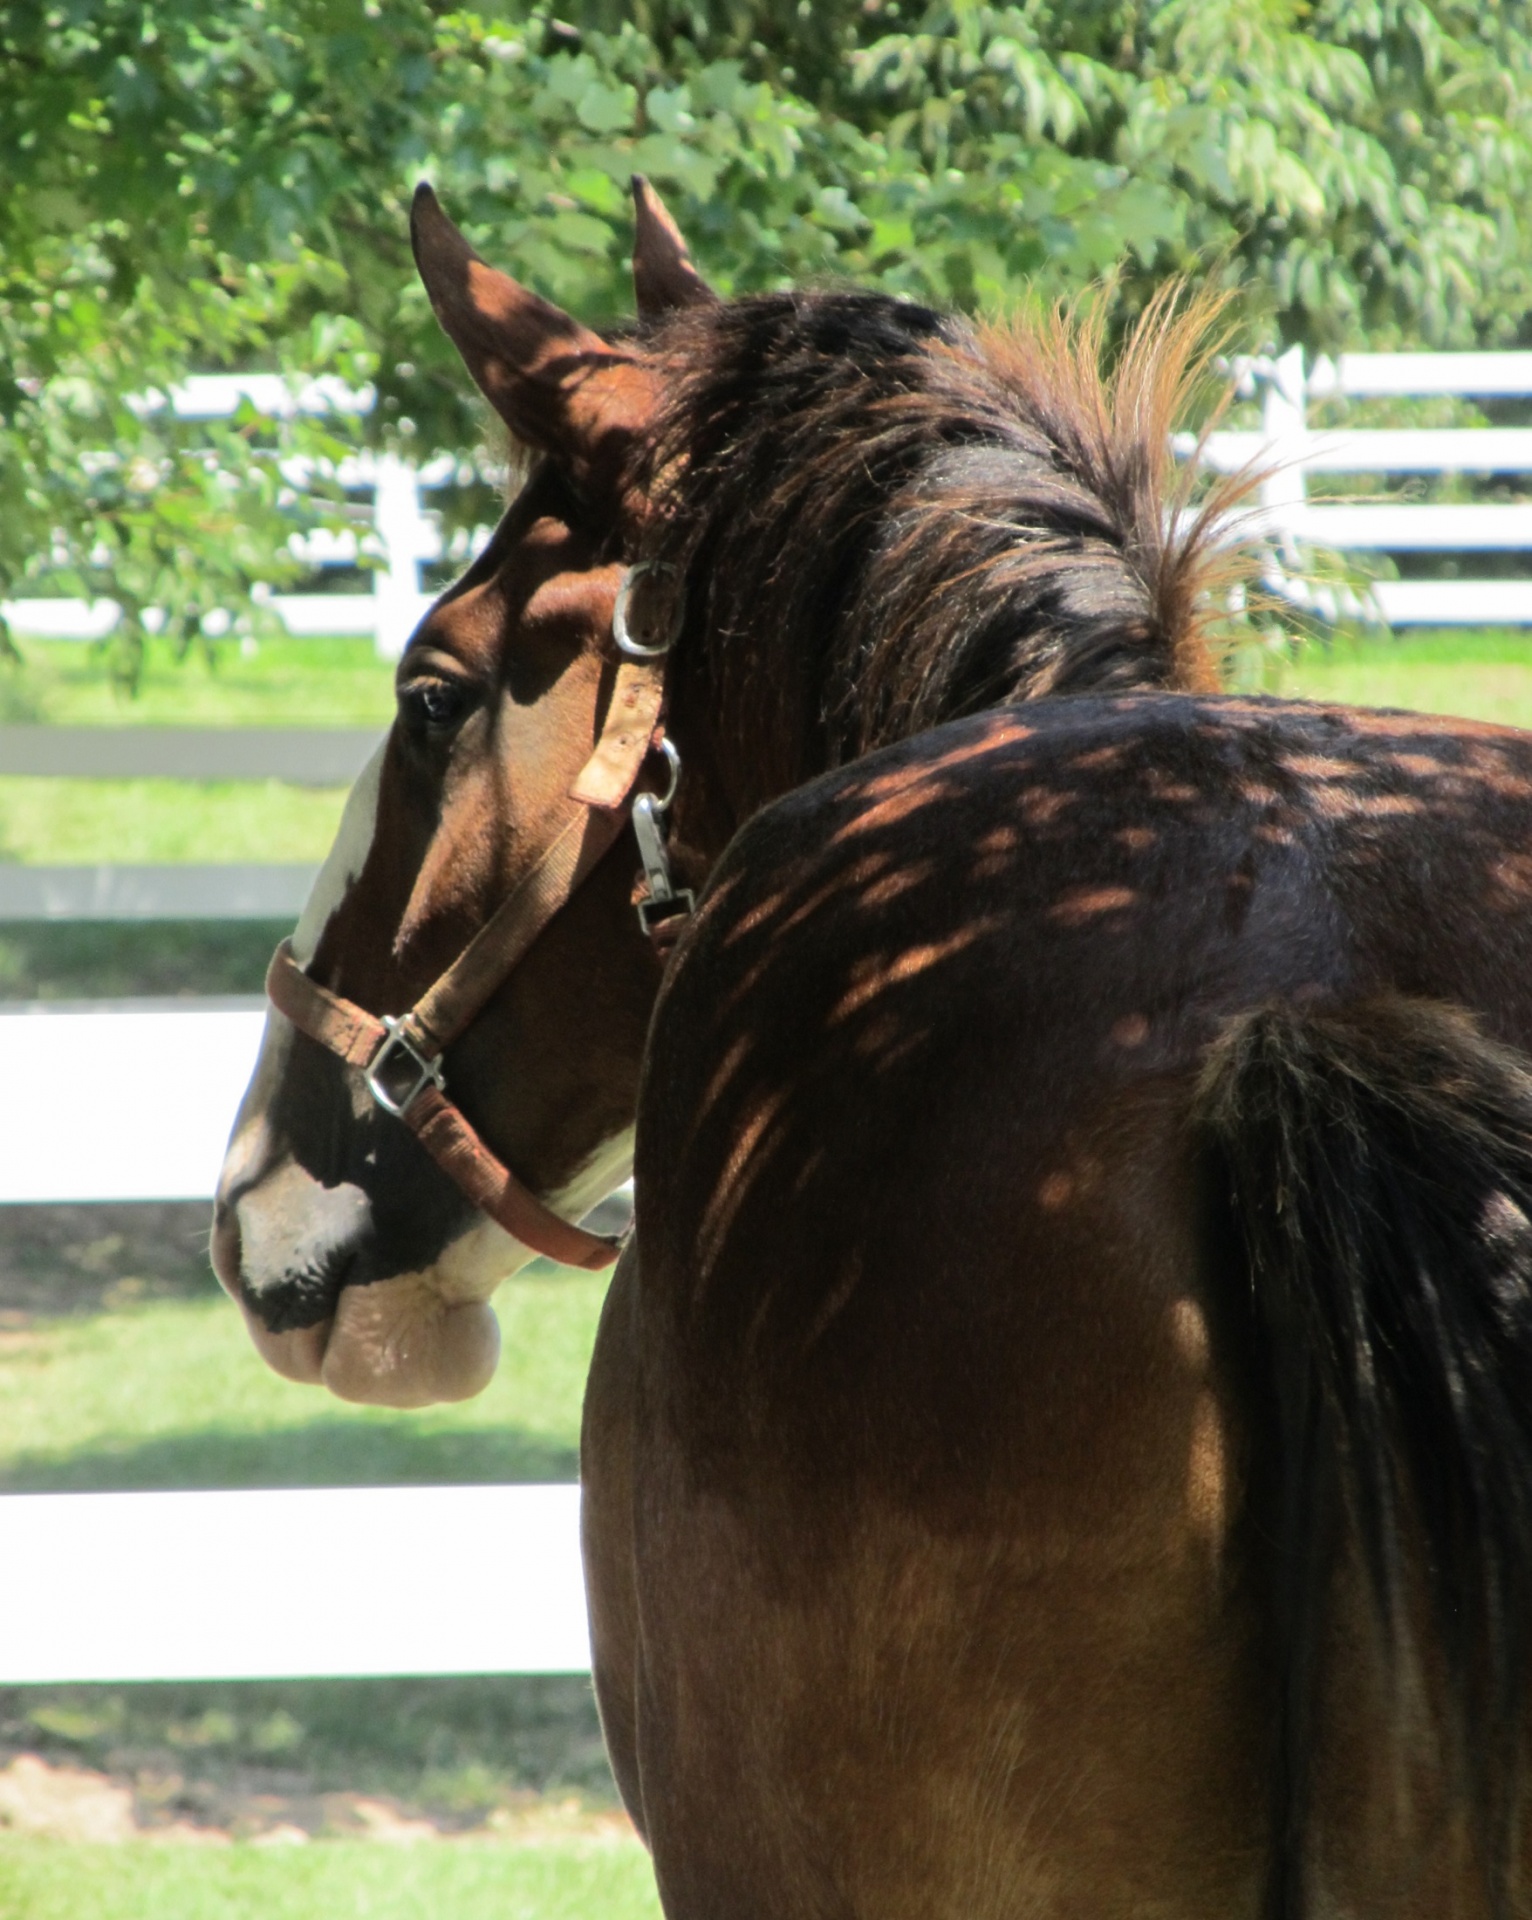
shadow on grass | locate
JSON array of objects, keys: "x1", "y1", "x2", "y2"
[
  {"x1": 0, "y1": 921, "x2": 286, "y2": 1002},
  {"x1": 0, "y1": 1417, "x2": 579, "y2": 1494},
  {"x1": 0, "y1": 1672, "x2": 616, "y2": 1811}
]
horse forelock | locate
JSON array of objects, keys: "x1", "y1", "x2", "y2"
[{"x1": 636, "y1": 283, "x2": 1259, "y2": 787}]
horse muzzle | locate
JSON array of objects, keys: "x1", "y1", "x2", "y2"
[{"x1": 212, "y1": 1152, "x2": 504, "y2": 1409}]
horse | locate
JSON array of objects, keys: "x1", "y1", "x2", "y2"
[{"x1": 211, "y1": 179, "x2": 1532, "y2": 1918}]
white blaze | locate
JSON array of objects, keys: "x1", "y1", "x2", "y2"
[
  {"x1": 290, "y1": 740, "x2": 388, "y2": 966},
  {"x1": 225, "y1": 735, "x2": 637, "y2": 1408}
]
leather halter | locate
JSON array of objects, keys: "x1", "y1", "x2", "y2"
[{"x1": 265, "y1": 607, "x2": 690, "y2": 1273}]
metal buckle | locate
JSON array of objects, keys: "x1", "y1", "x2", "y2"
[
  {"x1": 613, "y1": 562, "x2": 683, "y2": 660},
  {"x1": 638, "y1": 889, "x2": 697, "y2": 938},
  {"x1": 365, "y1": 1015, "x2": 445, "y2": 1118}
]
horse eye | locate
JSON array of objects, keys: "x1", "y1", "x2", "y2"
[{"x1": 401, "y1": 678, "x2": 471, "y2": 732}]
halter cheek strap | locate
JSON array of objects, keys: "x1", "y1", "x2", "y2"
[
  {"x1": 266, "y1": 932, "x2": 622, "y2": 1270},
  {"x1": 265, "y1": 644, "x2": 685, "y2": 1273}
]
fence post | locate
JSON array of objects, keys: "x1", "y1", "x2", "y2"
[
  {"x1": 370, "y1": 455, "x2": 430, "y2": 660},
  {"x1": 1260, "y1": 344, "x2": 1308, "y2": 544}
]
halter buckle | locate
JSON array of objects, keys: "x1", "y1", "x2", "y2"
[
  {"x1": 613, "y1": 562, "x2": 683, "y2": 660},
  {"x1": 365, "y1": 1015, "x2": 446, "y2": 1118}
]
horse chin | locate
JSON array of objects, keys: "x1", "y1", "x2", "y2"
[
  {"x1": 299, "y1": 1213, "x2": 527, "y2": 1408},
  {"x1": 319, "y1": 1275, "x2": 503, "y2": 1408}
]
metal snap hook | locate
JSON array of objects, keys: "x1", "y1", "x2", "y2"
[
  {"x1": 613, "y1": 562, "x2": 682, "y2": 659},
  {"x1": 649, "y1": 736, "x2": 682, "y2": 813}
]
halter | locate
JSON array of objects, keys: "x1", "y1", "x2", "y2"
[{"x1": 264, "y1": 565, "x2": 692, "y2": 1272}]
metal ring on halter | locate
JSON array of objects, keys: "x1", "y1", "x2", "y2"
[
  {"x1": 649, "y1": 736, "x2": 682, "y2": 813},
  {"x1": 613, "y1": 562, "x2": 681, "y2": 659}
]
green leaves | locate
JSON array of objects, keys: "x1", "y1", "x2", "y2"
[{"x1": 1, "y1": 0, "x2": 1528, "y2": 686}]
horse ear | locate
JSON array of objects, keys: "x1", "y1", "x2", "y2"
[
  {"x1": 410, "y1": 182, "x2": 651, "y2": 486},
  {"x1": 631, "y1": 176, "x2": 717, "y2": 320}
]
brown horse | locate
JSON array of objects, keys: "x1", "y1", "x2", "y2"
[{"x1": 213, "y1": 182, "x2": 1532, "y2": 1918}]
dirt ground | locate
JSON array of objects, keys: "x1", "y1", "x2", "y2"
[
  {"x1": 0, "y1": 1749, "x2": 633, "y2": 1846},
  {"x1": 0, "y1": 1201, "x2": 218, "y2": 1326}
]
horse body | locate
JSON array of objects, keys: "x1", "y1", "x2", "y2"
[
  {"x1": 213, "y1": 180, "x2": 1532, "y2": 1914},
  {"x1": 584, "y1": 693, "x2": 1532, "y2": 1917}
]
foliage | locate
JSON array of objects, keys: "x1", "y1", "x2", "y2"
[{"x1": 1, "y1": 0, "x2": 1528, "y2": 681}]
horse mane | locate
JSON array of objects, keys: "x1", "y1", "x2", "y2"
[{"x1": 637, "y1": 281, "x2": 1261, "y2": 784}]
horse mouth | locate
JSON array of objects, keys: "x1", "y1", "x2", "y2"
[
  {"x1": 212, "y1": 1193, "x2": 506, "y2": 1408},
  {"x1": 244, "y1": 1253, "x2": 356, "y2": 1335}
]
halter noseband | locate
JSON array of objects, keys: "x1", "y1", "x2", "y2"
[{"x1": 264, "y1": 567, "x2": 691, "y2": 1272}]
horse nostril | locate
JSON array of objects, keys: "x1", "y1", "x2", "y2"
[{"x1": 226, "y1": 1166, "x2": 373, "y2": 1335}]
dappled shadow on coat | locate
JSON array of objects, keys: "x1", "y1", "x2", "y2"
[{"x1": 640, "y1": 693, "x2": 1532, "y2": 1460}]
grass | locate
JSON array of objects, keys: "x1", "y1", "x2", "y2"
[
  {"x1": 0, "y1": 1667, "x2": 626, "y2": 1824},
  {"x1": 0, "y1": 778, "x2": 348, "y2": 866},
  {"x1": 0, "y1": 1214, "x2": 636, "y2": 1876},
  {"x1": 0, "y1": 923, "x2": 283, "y2": 1001},
  {"x1": 0, "y1": 634, "x2": 378, "y2": 872},
  {"x1": 1248, "y1": 626, "x2": 1532, "y2": 730},
  {"x1": 0, "y1": 1269, "x2": 604, "y2": 1493},
  {"x1": 0, "y1": 637, "x2": 393, "y2": 729},
  {"x1": 0, "y1": 1672, "x2": 621, "y2": 1830},
  {"x1": 1, "y1": 629, "x2": 1527, "y2": 878},
  {"x1": 0, "y1": 1836, "x2": 661, "y2": 1920}
]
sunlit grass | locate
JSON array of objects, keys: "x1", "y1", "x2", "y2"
[
  {"x1": 0, "y1": 1269, "x2": 604, "y2": 1491},
  {"x1": 1255, "y1": 627, "x2": 1532, "y2": 730},
  {"x1": 0, "y1": 778, "x2": 348, "y2": 866},
  {"x1": 0, "y1": 637, "x2": 393, "y2": 729},
  {"x1": 0, "y1": 1837, "x2": 661, "y2": 1920}
]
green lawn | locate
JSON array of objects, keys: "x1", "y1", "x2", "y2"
[
  {"x1": 0, "y1": 1837, "x2": 661, "y2": 1920},
  {"x1": 0, "y1": 637, "x2": 393, "y2": 729},
  {"x1": 0, "y1": 922, "x2": 284, "y2": 1000},
  {"x1": 1253, "y1": 627, "x2": 1532, "y2": 730},
  {"x1": 2, "y1": 629, "x2": 1528, "y2": 876},
  {"x1": 0, "y1": 1670, "x2": 623, "y2": 1835},
  {"x1": 0, "y1": 634, "x2": 378, "y2": 870},
  {"x1": 0, "y1": 778, "x2": 348, "y2": 866},
  {"x1": 0, "y1": 1267, "x2": 604, "y2": 1493},
  {"x1": 0, "y1": 1252, "x2": 631, "y2": 1872}
]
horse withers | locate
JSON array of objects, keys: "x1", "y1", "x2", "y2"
[{"x1": 213, "y1": 181, "x2": 1532, "y2": 1917}]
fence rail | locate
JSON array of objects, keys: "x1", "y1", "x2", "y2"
[
  {"x1": 0, "y1": 865, "x2": 316, "y2": 922},
  {"x1": 1219, "y1": 345, "x2": 1532, "y2": 626},
  {"x1": 0, "y1": 1486, "x2": 589, "y2": 1681},
  {"x1": 0, "y1": 726, "x2": 379, "y2": 783},
  {"x1": 0, "y1": 1001, "x2": 263, "y2": 1202},
  {"x1": 0, "y1": 1008, "x2": 604, "y2": 1681}
]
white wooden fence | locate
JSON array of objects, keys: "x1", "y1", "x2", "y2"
[
  {"x1": 2, "y1": 376, "x2": 446, "y2": 661},
  {"x1": 0, "y1": 1002, "x2": 598, "y2": 1681},
  {"x1": 0, "y1": 349, "x2": 1527, "y2": 1689},
  {"x1": 6, "y1": 353, "x2": 1532, "y2": 654},
  {"x1": 0, "y1": 1486, "x2": 588, "y2": 1682},
  {"x1": 1209, "y1": 347, "x2": 1532, "y2": 625}
]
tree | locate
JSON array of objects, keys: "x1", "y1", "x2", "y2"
[{"x1": 2, "y1": 0, "x2": 1527, "y2": 679}]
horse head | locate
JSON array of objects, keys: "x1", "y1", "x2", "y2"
[
  {"x1": 216, "y1": 179, "x2": 1245, "y2": 1410},
  {"x1": 212, "y1": 180, "x2": 713, "y2": 1408}
]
